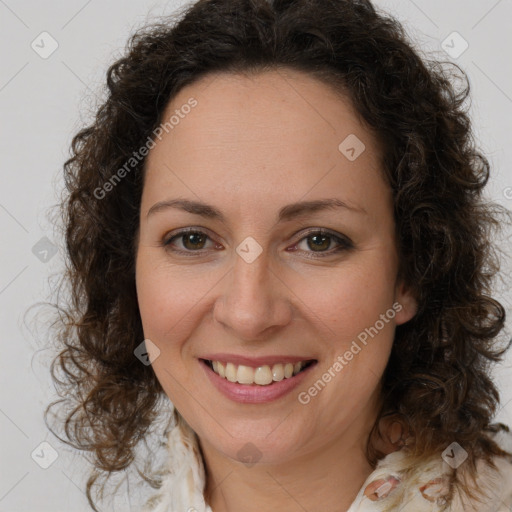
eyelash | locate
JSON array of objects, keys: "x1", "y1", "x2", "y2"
[{"x1": 162, "y1": 227, "x2": 353, "y2": 259}]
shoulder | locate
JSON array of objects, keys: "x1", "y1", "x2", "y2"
[
  {"x1": 141, "y1": 419, "x2": 512, "y2": 512},
  {"x1": 141, "y1": 415, "x2": 212, "y2": 512},
  {"x1": 348, "y1": 423, "x2": 512, "y2": 512}
]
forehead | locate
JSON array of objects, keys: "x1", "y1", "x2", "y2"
[{"x1": 142, "y1": 69, "x2": 388, "y2": 218}]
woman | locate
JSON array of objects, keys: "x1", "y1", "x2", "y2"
[{"x1": 46, "y1": 0, "x2": 512, "y2": 510}]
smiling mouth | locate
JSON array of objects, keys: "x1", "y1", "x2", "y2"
[{"x1": 201, "y1": 358, "x2": 317, "y2": 386}]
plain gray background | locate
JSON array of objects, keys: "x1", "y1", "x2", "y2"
[{"x1": 1, "y1": 0, "x2": 512, "y2": 510}]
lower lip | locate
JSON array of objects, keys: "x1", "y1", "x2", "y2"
[{"x1": 200, "y1": 359, "x2": 317, "y2": 404}]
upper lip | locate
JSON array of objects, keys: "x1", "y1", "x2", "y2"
[{"x1": 200, "y1": 353, "x2": 317, "y2": 368}]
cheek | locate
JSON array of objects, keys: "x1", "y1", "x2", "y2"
[
  {"x1": 135, "y1": 254, "x2": 203, "y2": 344},
  {"x1": 135, "y1": 256, "x2": 206, "y2": 403},
  {"x1": 303, "y1": 267, "x2": 397, "y2": 422},
  {"x1": 294, "y1": 258, "x2": 398, "y2": 340}
]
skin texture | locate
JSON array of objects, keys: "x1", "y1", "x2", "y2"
[{"x1": 135, "y1": 69, "x2": 417, "y2": 512}]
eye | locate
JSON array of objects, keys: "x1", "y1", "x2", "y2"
[
  {"x1": 163, "y1": 228, "x2": 220, "y2": 254},
  {"x1": 162, "y1": 227, "x2": 353, "y2": 259},
  {"x1": 288, "y1": 229, "x2": 353, "y2": 258}
]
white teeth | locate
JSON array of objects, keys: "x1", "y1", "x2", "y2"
[
  {"x1": 254, "y1": 366, "x2": 273, "y2": 385},
  {"x1": 208, "y1": 360, "x2": 312, "y2": 386},
  {"x1": 272, "y1": 364, "x2": 284, "y2": 382},
  {"x1": 225, "y1": 362, "x2": 237, "y2": 382},
  {"x1": 237, "y1": 364, "x2": 255, "y2": 384}
]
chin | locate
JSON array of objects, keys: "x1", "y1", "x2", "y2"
[{"x1": 200, "y1": 420, "x2": 305, "y2": 465}]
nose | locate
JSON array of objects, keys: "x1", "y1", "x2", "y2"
[{"x1": 213, "y1": 248, "x2": 292, "y2": 340}]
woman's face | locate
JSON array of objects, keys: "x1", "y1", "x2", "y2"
[{"x1": 135, "y1": 69, "x2": 416, "y2": 464}]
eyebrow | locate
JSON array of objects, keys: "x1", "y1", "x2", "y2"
[{"x1": 146, "y1": 198, "x2": 367, "y2": 223}]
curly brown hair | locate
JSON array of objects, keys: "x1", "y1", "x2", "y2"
[{"x1": 44, "y1": 0, "x2": 512, "y2": 509}]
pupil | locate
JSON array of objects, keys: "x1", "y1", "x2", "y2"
[
  {"x1": 184, "y1": 233, "x2": 205, "y2": 250},
  {"x1": 308, "y1": 234, "x2": 330, "y2": 251}
]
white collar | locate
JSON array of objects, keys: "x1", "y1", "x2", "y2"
[{"x1": 142, "y1": 413, "x2": 512, "y2": 512}]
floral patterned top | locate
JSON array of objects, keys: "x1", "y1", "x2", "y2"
[{"x1": 142, "y1": 414, "x2": 512, "y2": 512}]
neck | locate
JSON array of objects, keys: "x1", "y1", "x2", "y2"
[{"x1": 199, "y1": 409, "x2": 379, "y2": 512}]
